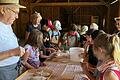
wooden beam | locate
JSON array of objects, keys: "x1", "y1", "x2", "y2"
[
  {"x1": 99, "y1": 0, "x2": 109, "y2": 7},
  {"x1": 111, "y1": 0, "x2": 118, "y2": 4},
  {"x1": 106, "y1": 5, "x2": 110, "y2": 33},
  {"x1": 31, "y1": 2, "x2": 104, "y2": 7},
  {"x1": 35, "y1": 0, "x2": 42, "y2": 3},
  {"x1": 73, "y1": 7, "x2": 80, "y2": 14}
]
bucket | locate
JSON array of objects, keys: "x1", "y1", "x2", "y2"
[{"x1": 69, "y1": 47, "x2": 84, "y2": 62}]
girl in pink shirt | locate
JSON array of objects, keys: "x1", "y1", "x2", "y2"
[
  {"x1": 23, "y1": 29, "x2": 49, "y2": 69},
  {"x1": 93, "y1": 33, "x2": 120, "y2": 80}
]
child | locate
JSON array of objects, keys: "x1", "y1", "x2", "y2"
[
  {"x1": 93, "y1": 33, "x2": 120, "y2": 80},
  {"x1": 50, "y1": 20, "x2": 62, "y2": 45},
  {"x1": 40, "y1": 19, "x2": 56, "y2": 55},
  {"x1": 23, "y1": 29, "x2": 49, "y2": 69},
  {"x1": 62, "y1": 24, "x2": 80, "y2": 50}
]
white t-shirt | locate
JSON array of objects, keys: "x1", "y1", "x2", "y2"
[
  {"x1": 0, "y1": 22, "x2": 19, "y2": 67},
  {"x1": 24, "y1": 44, "x2": 39, "y2": 61}
]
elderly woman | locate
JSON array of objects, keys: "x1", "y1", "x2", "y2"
[{"x1": 0, "y1": 0, "x2": 25, "y2": 80}]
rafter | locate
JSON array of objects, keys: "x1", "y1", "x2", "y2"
[
  {"x1": 31, "y1": 2, "x2": 104, "y2": 7},
  {"x1": 111, "y1": 0, "x2": 118, "y2": 4},
  {"x1": 35, "y1": 0, "x2": 42, "y2": 3},
  {"x1": 98, "y1": 0, "x2": 109, "y2": 7},
  {"x1": 73, "y1": 7, "x2": 80, "y2": 14}
]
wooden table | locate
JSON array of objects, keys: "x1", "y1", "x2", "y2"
[{"x1": 16, "y1": 53, "x2": 89, "y2": 80}]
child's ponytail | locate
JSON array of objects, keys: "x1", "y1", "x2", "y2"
[{"x1": 112, "y1": 34, "x2": 120, "y2": 68}]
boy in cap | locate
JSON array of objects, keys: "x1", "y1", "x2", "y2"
[
  {"x1": 0, "y1": 0, "x2": 26, "y2": 80},
  {"x1": 50, "y1": 20, "x2": 62, "y2": 45},
  {"x1": 40, "y1": 19, "x2": 56, "y2": 64},
  {"x1": 62, "y1": 24, "x2": 80, "y2": 50}
]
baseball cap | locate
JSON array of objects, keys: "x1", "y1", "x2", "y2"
[
  {"x1": 53, "y1": 20, "x2": 62, "y2": 30},
  {"x1": 48, "y1": 19, "x2": 54, "y2": 29}
]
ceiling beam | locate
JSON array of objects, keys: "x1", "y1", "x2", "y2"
[
  {"x1": 111, "y1": 0, "x2": 118, "y2": 4},
  {"x1": 35, "y1": 0, "x2": 42, "y2": 3},
  {"x1": 98, "y1": 0, "x2": 109, "y2": 7},
  {"x1": 68, "y1": 0, "x2": 70, "y2": 3},
  {"x1": 73, "y1": 7, "x2": 80, "y2": 14},
  {"x1": 30, "y1": 2, "x2": 104, "y2": 7}
]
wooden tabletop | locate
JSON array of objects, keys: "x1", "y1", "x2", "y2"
[{"x1": 16, "y1": 52, "x2": 89, "y2": 80}]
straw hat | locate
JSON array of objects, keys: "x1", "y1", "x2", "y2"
[
  {"x1": 0, "y1": 0, "x2": 26, "y2": 8},
  {"x1": 90, "y1": 23, "x2": 99, "y2": 30},
  {"x1": 48, "y1": 19, "x2": 54, "y2": 29}
]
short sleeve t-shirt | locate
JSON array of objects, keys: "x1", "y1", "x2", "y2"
[
  {"x1": 24, "y1": 44, "x2": 39, "y2": 61},
  {"x1": 0, "y1": 22, "x2": 19, "y2": 67}
]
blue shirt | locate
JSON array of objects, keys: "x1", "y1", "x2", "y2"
[
  {"x1": 49, "y1": 30, "x2": 60, "y2": 44},
  {"x1": 0, "y1": 22, "x2": 19, "y2": 67},
  {"x1": 26, "y1": 23, "x2": 41, "y2": 32}
]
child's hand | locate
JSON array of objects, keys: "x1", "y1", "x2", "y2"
[{"x1": 49, "y1": 48, "x2": 56, "y2": 52}]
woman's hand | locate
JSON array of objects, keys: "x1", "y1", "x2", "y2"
[{"x1": 19, "y1": 46, "x2": 25, "y2": 57}]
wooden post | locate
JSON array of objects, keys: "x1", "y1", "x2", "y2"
[
  {"x1": 28, "y1": 0, "x2": 32, "y2": 23},
  {"x1": 106, "y1": 5, "x2": 110, "y2": 33}
]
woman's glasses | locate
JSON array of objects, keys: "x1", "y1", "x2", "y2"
[{"x1": 7, "y1": 8, "x2": 19, "y2": 15}]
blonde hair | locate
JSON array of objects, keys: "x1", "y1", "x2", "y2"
[
  {"x1": 30, "y1": 12, "x2": 42, "y2": 21},
  {"x1": 94, "y1": 33, "x2": 120, "y2": 68},
  {"x1": 112, "y1": 34, "x2": 120, "y2": 68}
]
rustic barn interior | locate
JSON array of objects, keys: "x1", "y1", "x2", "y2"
[{"x1": 13, "y1": 0, "x2": 120, "y2": 39}]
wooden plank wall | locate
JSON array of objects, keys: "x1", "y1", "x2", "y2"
[
  {"x1": 109, "y1": 2, "x2": 120, "y2": 34},
  {"x1": 13, "y1": 2, "x2": 119, "y2": 39}
]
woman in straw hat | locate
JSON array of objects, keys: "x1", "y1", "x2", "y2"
[{"x1": 0, "y1": 0, "x2": 26, "y2": 80}]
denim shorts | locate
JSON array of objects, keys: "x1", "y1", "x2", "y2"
[{"x1": 0, "y1": 63, "x2": 18, "y2": 80}]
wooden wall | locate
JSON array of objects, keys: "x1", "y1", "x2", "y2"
[
  {"x1": 13, "y1": 1, "x2": 120, "y2": 39},
  {"x1": 109, "y1": 2, "x2": 120, "y2": 34}
]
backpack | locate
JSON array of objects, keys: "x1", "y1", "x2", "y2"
[
  {"x1": 66, "y1": 32, "x2": 78, "y2": 46},
  {"x1": 51, "y1": 31, "x2": 60, "y2": 44}
]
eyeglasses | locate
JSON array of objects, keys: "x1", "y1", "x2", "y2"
[
  {"x1": 116, "y1": 19, "x2": 120, "y2": 21},
  {"x1": 7, "y1": 8, "x2": 19, "y2": 15}
]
